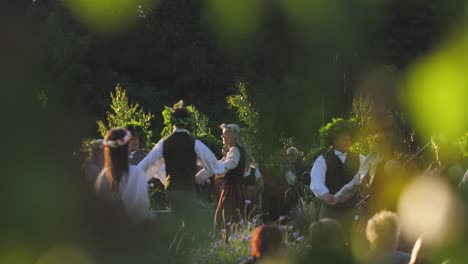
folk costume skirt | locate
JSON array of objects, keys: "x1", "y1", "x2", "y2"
[{"x1": 214, "y1": 183, "x2": 250, "y2": 226}]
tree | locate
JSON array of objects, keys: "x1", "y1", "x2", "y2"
[
  {"x1": 97, "y1": 84, "x2": 154, "y2": 148},
  {"x1": 226, "y1": 82, "x2": 260, "y2": 158}
]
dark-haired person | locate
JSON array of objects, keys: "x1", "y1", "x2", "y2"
[
  {"x1": 240, "y1": 224, "x2": 285, "y2": 264},
  {"x1": 296, "y1": 218, "x2": 354, "y2": 264},
  {"x1": 94, "y1": 128, "x2": 152, "y2": 223},
  {"x1": 137, "y1": 106, "x2": 224, "y2": 236},
  {"x1": 310, "y1": 120, "x2": 365, "y2": 234},
  {"x1": 124, "y1": 122, "x2": 148, "y2": 165}
]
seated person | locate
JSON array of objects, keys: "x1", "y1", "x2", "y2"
[
  {"x1": 296, "y1": 218, "x2": 354, "y2": 264},
  {"x1": 365, "y1": 211, "x2": 410, "y2": 264},
  {"x1": 241, "y1": 224, "x2": 285, "y2": 264}
]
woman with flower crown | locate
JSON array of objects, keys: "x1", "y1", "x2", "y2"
[{"x1": 94, "y1": 127, "x2": 152, "y2": 223}]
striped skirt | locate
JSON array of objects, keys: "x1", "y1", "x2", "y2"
[{"x1": 214, "y1": 183, "x2": 250, "y2": 226}]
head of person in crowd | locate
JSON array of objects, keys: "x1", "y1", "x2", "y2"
[
  {"x1": 220, "y1": 123, "x2": 253, "y2": 167},
  {"x1": 308, "y1": 218, "x2": 346, "y2": 250},
  {"x1": 88, "y1": 139, "x2": 104, "y2": 167},
  {"x1": 124, "y1": 122, "x2": 146, "y2": 153},
  {"x1": 366, "y1": 210, "x2": 401, "y2": 252},
  {"x1": 250, "y1": 224, "x2": 285, "y2": 261},
  {"x1": 286, "y1": 147, "x2": 300, "y2": 164},
  {"x1": 220, "y1": 123, "x2": 242, "y2": 148},
  {"x1": 171, "y1": 105, "x2": 195, "y2": 131},
  {"x1": 320, "y1": 118, "x2": 358, "y2": 153},
  {"x1": 103, "y1": 128, "x2": 131, "y2": 192}
]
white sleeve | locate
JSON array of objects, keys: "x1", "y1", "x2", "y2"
[
  {"x1": 334, "y1": 153, "x2": 373, "y2": 203},
  {"x1": 255, "y1": 166, "x2": 262, "y2": 179},
  {"x1": 195, "y1": 140, "x2": 224, "y2": 174},
  {"x1": 310, "y1": 156, "x2": 329, "y2": 198},
  {"x1": 194, "y1": 140, "x2": 224, "y2": 184},
  {"x1": 222, "y1": 147, "x2": 240, "y2": 172},
  {"x1": 137, "y1": 139, "x2": 164, "y2": 173}
]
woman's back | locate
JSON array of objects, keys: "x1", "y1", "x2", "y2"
[{"x1": 96, "y1": 165, "x2": 151, "y2": 223}]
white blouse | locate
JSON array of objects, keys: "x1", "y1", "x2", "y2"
[
  {"x1": 137, "y1": 129, "x2": 224, "y2": 185},
  {"x1": 196, "y1": 146, "x2": 250, "y2": 184},
  {"x1": 95, "y1": 165, "x2": 152, "y2": 223}
]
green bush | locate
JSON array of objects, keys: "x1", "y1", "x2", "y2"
[
  {"x1": 160, "y1": 100, "x2": 222, "y2": 156},
  {"x1": 97, "y1": 84, "x2": 154, "y2": 149}
]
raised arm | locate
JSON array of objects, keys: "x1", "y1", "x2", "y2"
[
  {"x1": 194, "y1": 140, "x2": 224, "y2": 183},
  {"x1": 137, "y1": 139, "x2": 164, "y2": 174}
]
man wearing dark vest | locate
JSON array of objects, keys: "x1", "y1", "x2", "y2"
[
  {"x1": 138, "y1": 106, "x2": 224, "y2": 239},
  {"x1": 310, "y1": 122, "x2": 365, "y2": 233}
]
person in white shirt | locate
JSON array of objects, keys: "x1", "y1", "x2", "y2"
[
  {"x1": 95, "y1": 128, "x2": 152, "y2": 224},
  {"x1": 310, "y1": 121, "x2": 365, "y2": 232},
  {"x1": 137, "y1": 106, "x2": 224, "y2": 237}
]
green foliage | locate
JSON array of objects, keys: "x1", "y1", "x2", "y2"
[
  {"x1": 192, "y1": 216, "x2": 305, "y2": 264},
  {"x1": 197, "y1": 133, "x2": 223, "y2": 158},
  {"x1": 124, "y1": 120, "x2": 147, "y2": 143},
  {"x1": 227, "y1": 83, "x2": 260, "y2": 157},
  {"x1": 350, "y1": 94, "x2": 376, "y2": 154},
  {"x1": 459, "y1": 133, "x2": 468, "y2": 157},
  {"x1": 161, "y1": 100, "x2": 210, "y2": 138},
  {"x1": 161, "y1": 100, "x2": 222, "y2": 156},
  {"x1": 318, "y1": 118, "x2": 359, "y2": 149},
  {"x1": 97, "y1": 84, "x2": 154, "y2": 149}
]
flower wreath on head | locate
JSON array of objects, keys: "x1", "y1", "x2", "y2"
[
  {"x1": 166, "y1": 100, "x2": 196, "y2": 129},
  {"x1": 103, "y1": 130, "x2": 132, "y2": 148}
]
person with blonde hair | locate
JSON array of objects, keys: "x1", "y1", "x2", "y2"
[
  {"x1": 365, "y1": 210, "x2": 410, "y2": 264},
  {"x1": 197, "y1": 123, "x2": 252, "y2": 224}
]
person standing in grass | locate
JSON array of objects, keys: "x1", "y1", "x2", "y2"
[
  {"x1": 138, "y1": 106, "x2": 224, "y2": 235},
  {"x1": 197, "y1": 123, "x2": 251, "y2": 225},
  {"x1": 95, "y1": 127, "x2": 152, "y2": 223}
]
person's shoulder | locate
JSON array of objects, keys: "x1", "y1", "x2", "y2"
[
  {"x1": 313, "y1": 154, "x2": 326, "y2": 164},
  {"x1": 230, "y1": 145, "x2": 241, "y2": 152}
]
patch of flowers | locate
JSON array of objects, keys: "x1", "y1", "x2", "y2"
[{"x1": 192, "y1": 210, "x2": 306, "y2": 263}]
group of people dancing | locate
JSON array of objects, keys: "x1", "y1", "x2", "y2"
[
  {"x1": 90, "y1": 106, "x2": 256, "y2": 229},
  {"x1": 84, "y1": 103, "x2": 468, "y2": 263}
]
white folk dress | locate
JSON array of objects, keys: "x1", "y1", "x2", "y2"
[{"x1": 95, "y1": 165, "x2": 152, "y2": 223}]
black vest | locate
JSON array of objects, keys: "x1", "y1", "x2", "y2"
[
  {"x1": 323, "y1": 150, "x2": 360, "y2": 195},
  {"x1": 225, "y1": 145, "x2": 246, "y2": 185},
  {"x1": 162, "y1": 132, "x2": 197, "y2": 191}
]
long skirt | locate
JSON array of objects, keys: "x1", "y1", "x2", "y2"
[{"x1": 214, "y1": 183, "x2": 250, "y2": 227}]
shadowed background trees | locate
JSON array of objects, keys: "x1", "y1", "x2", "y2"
[
  {"x1": 23, "y1": 0, "x2": 464, "y2": 153},
  {"x1": 1, "y1": 0, "x2": 467, "y2": 263}
]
